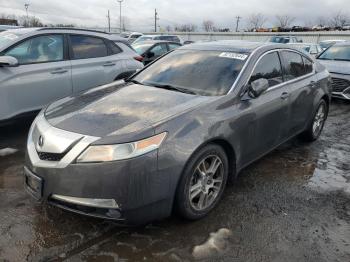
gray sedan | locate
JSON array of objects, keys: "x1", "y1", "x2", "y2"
[
  {"x1": 24, "y1": 41, "x2": 331, "y2": 224},
  {"x1": 317, "y1": 42, "x2": 350, "y2": 100}
]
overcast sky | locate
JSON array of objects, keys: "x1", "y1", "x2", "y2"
[{"x1": 0, "y1": 0, "x2": 348, "y2": 31}]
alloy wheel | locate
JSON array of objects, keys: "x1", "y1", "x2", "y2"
[
  {"x1": 312, "y1": 103, "x2": 326, "y2": 137},
  {"x1": 189, "y1": 155, "x2": 224, "y2": 211}
]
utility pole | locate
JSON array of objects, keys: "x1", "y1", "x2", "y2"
[
  {"x1": 24, "y1": 3, "x2": 30, "y2": 27},
  {"x1": 24, "y1": 3, "x2": 29, "y2": 18},
  {"x1": 154, "y1": 9, "x2": 159, "y2": 32},
  {"x1": 117, "y1": 0, "x2": 123, "y2": 33},
  {"x1": 235, "y1": 16, "x2": 242, "y2": 32},
  {"x1": 107, "y1": 10, "x2": 111, "y2": 32}
]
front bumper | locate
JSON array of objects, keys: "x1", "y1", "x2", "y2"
[
  {"x1": 24, "y1": 114, "x2": 175, "y2": 224},
  {"x1": 330, "y1": 73, "x2": 350, "y2": 100}
]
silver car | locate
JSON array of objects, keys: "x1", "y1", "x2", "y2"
[
  {"x1": 0, "y1": 28, "x2": 143, "y2": 123},
  {"x1": 317, "y1": 42, "x2": 350, "y2": 100}
]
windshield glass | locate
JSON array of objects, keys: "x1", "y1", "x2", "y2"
[
  {"x1": 133, "y1": 36, "x2": 153, "y2": 44},
  {"x1": 133, "y1": 49, "x2": 248, "y2": 96},
  {"x1": 270, "y1": 36, "x2": 289, "y2": 43},
  {"x1": 318, "y1": 45, "x2": 350, "y2": 61},
  {"x1": 0, "y1": 31, "x2": 19, "y2": 50},
  {"x1": 132, "y1": 43, "x2": 153, "y2": 55}
]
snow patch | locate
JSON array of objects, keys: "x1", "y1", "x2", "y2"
[
  {"x1": 192, "y1": 228, "x2": 232, "y2": 259},
  {"x1": 0, "y1": 148, "x2": 18, "y2": 157}
]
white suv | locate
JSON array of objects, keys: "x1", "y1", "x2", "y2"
[{"x1": 0, "y1": 28, "x2": 143, "y2": 123}]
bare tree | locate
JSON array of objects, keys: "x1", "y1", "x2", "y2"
[
  {"x1": 202, "y1": 20, "x2": 214, "y2": 32},
  {"x1": 316, "y1": 16, "x2": 329, "y2": 27},
  {"x1": 175, "y1": 23, "x2": 197, "y2": 32},
  {"x1": 330, "y1": 11, "x2": 349, "y2": 28},
  {"x1": 165, "y1": 25, "x2": 172, "y2": 32},
  {"x1": 248, "y1": 13, "x2": 267, "y2": 31},
  {"x1": 275, "y1": 15, "x2": 295, "y2": 28}
]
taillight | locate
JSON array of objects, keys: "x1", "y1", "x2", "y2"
[{"x1": 134, "y1": 56, "x2": 143, "y2": 62}]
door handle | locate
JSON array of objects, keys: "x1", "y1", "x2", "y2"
[
  {"x1": 103, "y1": 62, "x2": 116, "y2": 67},
  {"x1": 51, "y1": 68, "x2": 68, "y2": 74},
  {"x1": 280, "y1": 92, "x2": 290, "y2": 100}
]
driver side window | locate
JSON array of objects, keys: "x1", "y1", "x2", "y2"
[
  {"x1": 249, "y1": 52, "x2": 283, "y2": 88},
  {"x1": 5, "y1": 34, "x2": 64, "y2": 65},
  {"x1": 150, "y1": 44, "x2": 168, "y2": 57}
]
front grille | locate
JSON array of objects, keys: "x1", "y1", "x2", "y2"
[
  {"x1": 37, "y1": 151, "x2": 66, "y2": 162},
  {"x1": 331, "y1": 77, "x2": 350, "y2": 93}
]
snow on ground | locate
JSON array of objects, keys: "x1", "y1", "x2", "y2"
[{"x1": 0, "y1": 148, "x2": 18, "y2": 157}]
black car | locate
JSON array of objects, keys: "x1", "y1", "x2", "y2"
[
  {"x1": 132, "y1": 40, "x2": 182, "y2": 64},
  {"x1": 24, "y1": 41, "x2": 331, "y2": 225}
]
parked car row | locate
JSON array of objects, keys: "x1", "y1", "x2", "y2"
[{"x1": 21, "y1": 38, "x2": 333, "y2": 224}]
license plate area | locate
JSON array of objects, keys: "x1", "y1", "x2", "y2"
[{"x1": 24, "y1": 167, "x2": 43, "y2": 200}]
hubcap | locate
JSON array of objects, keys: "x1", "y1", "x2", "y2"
[
  {"x1": 189, "y1": 155, "x2": 224, "y2": 211},
  {"x1": 312, "y1": 104, "x2": 326, "y2": 137}
]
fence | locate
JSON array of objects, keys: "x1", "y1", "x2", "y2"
[{"x1": 142, "y1": 31, "x2": 350, "y2": 44}]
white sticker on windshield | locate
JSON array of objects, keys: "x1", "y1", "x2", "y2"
[{"x1": 219, "y1": 52, "x2": 248, "y2": 60}]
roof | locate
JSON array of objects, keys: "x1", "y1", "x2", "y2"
[
  {"x1": 4, "y1": 27, "x2": 126, "y2": 42},
  {"x1": 132, "y1": 40, "x2": 180, "y2": 45},
  {"x1": 333, "y1": 41, "x2": 350, "y2": 46},
  {"x1": 180, "y1": 40, "x2": 276, "y2": 53}
]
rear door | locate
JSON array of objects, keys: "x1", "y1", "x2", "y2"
[
  {"x1": 0, "y1": 34, "x2": 72, "y2": 120},
  {"x1": 239, "y1": 51, "x2": 291, "y2": 164},
  {"x1": 69, "y1": 34, "x2": 123, "y2": 93},
  {"x1": 280, "y1": 50, "x2": 316, "y2": 136}
]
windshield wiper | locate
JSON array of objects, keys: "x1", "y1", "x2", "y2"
[
  {"x1": 126, "y1": 79, "x2": 144, "y2": 85},
  {"x1": 333, "y1": 59, "x2": 350, "y2": 62},
  {"x1": 151, "y1": 83, "x2": 197, "y2": 95}
]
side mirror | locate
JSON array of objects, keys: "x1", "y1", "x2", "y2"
[
  {"x1": 146, "y1": 51, "x2": 155, "y2": 59},
  {"x1": 249, "y1": 78, "x2": 269, "y2": 98},
  {"x1": 0, "y1": 56, "x2": 19, "y2": 67}
]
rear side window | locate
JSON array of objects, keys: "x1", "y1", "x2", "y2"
[
  {"x1": 70, "y1": 35, "x2": 108, "y2": 59},
  {"x1": 282, "y1": 51, "x2": 305, "y2": 81},
  {"x1": 303, "y1": 56, "x2": 313, "y2": 74},
  {"x1": 108, "y1": 41, "x2": 122, "y2": 55},
  {"x1": 150, "y1": 43, "x2": 168, "y2": 57},
  {"x1": 249, "y1": 52, "x2": 283, "y2": 88}
]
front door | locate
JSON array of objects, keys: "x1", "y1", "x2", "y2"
[
  {"x1": 0, "y1": 34, "x2": 72, "y2": 120},
  {"x1": 238, "y1": 51, "x2": 291, "y2": 166}
]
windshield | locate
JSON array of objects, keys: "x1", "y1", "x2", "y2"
[
  {"x1": 133, "y1": 36, "x2": 153, "y2": 44},
  {"x1": 318, "y1": 45, "x2": 350, "y2": 61},
  {"x1": 0, "y1": 31, "x2": 19, "y2": 50},
  {"x1": 270, "y1": 36, "x2": 289, "y2": 43},
  {"x1": 132, "y1": 49, "x2": 248, "y2": 96},
  {"x1": 132, "y1": 43, "x2": 153, "y2": 55}
]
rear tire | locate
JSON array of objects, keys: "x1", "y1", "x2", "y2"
[
  {"x1": 175, "y1": 144, "x2": 228, "y2": 220},
  {"x1": 300, "y1": 99, "x2": 328, "y2": 142}
]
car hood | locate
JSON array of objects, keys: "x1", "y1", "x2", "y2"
[
  {"x1": 317, "y1": 59, "x2": 350, "y2": 75},
  {"x1": 45, "y1": 82, "x2": 213, "y2": 140}
]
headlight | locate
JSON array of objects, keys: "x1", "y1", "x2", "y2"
[{"x1": 76, "y1": 132, "x2": 167, "y2": 163}]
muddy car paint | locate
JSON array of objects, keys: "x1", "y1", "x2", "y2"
[{"x1": 24, "y1": 42, "x2": 331, "y2": 224}]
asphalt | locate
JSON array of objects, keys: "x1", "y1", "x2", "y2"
[{"x1": 0, "y1": 99, "x2": 349, "y2": 262}]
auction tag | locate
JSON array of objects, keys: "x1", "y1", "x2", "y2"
[{"x1": 219, "y1": 52, "x2": 248, "y2": 60}]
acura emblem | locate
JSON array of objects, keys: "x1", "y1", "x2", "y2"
[{"x1": 38, "y1": 135, "x2": 44, "y2": 147}]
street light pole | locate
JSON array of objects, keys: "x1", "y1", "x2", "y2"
[{"x1": 117, "y1": 0, "x2": 123, "y2": 33}]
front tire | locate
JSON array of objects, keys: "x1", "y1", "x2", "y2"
[
  {"x1": 300, "y1": 99, "x2": 328, "y2": 142},
  {"x1": 175, "y1": 144, "x2": 228, "y2": 220}
]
